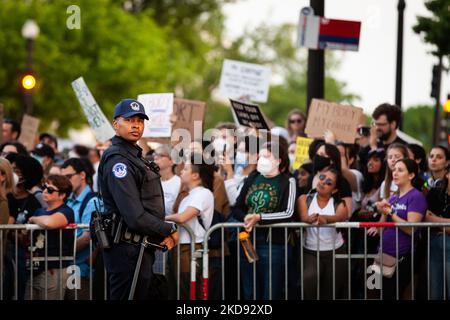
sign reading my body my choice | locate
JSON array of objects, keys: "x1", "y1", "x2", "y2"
[
  {"x1": 219, "y1": 59, "x2": 271, "y2": 103},
  {"x1": 305, "y1": 99, "x2": 363, "y2": 144},
  {"x1": 138, "y1": 93, "x2": 173, "y2": 138}
]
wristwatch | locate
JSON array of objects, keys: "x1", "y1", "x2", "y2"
[{"x1": 169, "y1": 223, "x2": 178, "y2": 234}]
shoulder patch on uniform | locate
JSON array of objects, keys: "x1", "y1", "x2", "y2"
[{"x1": 112, "y1": 163, "x2": 128, "y2": 179}]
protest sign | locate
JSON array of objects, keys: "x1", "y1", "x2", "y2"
[
  {"x1": 71, "y1": 77, "x2": 115, "y2": 142},
  {"x1": 229, "y1": 99, "x2": 270, "y2": 130},
  {"x1": 219, "y1": 59, "x2": 271, "y2": 103},
  {"x1": 305, "y1": 99, "x2": 363, "y2": 143},
  {"x1": 172, "y1": 98, "x2": 206, "y2": 144},
  {"x1": 138, "y1": 93, "x2": 173, "y2": 138},
  {"x1": 18, "y1": 114, "x2": 40, "y2": 151},
  {"x1": 293, "y1": 137, "x2": 313, "y2": 170}
]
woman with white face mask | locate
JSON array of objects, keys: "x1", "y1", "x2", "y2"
[{"x1": 231, "y1": 140, "x2": 297, "y2": 300}]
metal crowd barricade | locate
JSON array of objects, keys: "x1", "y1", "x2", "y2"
[
  {"x1": 0, "y1": 222, "x2": 197, "y2": 300},
  {"x1": 201, "y1": 221, "x2": 450, "y2": 300}
]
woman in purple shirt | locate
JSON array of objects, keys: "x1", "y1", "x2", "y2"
[{"x1": 375, "y1": 158, "x2": 427, "y2": 299}]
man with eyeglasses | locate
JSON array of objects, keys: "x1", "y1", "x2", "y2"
[
  {"x1": 359, "y1": 103, "x2": 407, "y2": 169},
  {"x1": 61, "y1": 157, "x2": 99, "y2": 300},
  {"x1": 98, "y1": 99, "x2": 179, "y2": 300}
]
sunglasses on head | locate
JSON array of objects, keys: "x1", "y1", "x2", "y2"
[
  {"x1": 44, "y1": 184, "x2": 59, "y2": 194},
  {"x1": 318, "y1": 174, "x2": 335, "y2": 186},
  {"x1": 289, "y1": 119, "x2": 303, "y2": 124}
]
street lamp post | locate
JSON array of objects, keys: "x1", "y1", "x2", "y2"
[
  {"x1": 21, "y1": 20, "x2": 39, "y2": 115},
  {"x1": 395, "y1": 0, "x2": 405, "y2": 129}
]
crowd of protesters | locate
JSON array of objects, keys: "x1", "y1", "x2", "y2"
[{"x1": 0, "y1": 101, "x2": 449, "y2": 300}]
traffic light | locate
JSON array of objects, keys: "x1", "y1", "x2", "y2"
[
  {"x1": 431, "y1": 65, "x2": 440, "y2": 99},
  {"x1": 444, "y1": 97, "x2": 450, "y2": 113},
  {"x1": 21, "y1": 72, "x2": 36, "y2": 90}
]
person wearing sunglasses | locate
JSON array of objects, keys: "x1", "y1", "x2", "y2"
[
  {"x1": 26, "y1": 175, "x2": 75, "y2": 300},
  {"x1": 298, "y1": 168, "x2": 348, "y2": 300},
  {"x1": 285, "y1": 109, "x2": 307, "y2": 143}
]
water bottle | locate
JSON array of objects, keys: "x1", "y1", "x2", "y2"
[
  {"x1": 16, "y1": 210, "x2": 28, "y2": 224},
  {"x1": 239, "y1": 231, "x2": 259, "y2": 263}
]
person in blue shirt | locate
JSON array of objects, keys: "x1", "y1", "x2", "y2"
[{"x1": 61, "y1": 157, "x2": 100, "y2": 300}]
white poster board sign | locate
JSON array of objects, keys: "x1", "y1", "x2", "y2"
[
  {"x1": 138, "y1": 93, "x2": 173, "y2": 138},
  {"x1": 219, "y1": 59, "x2": 271, "y2": 103},
  {"x1": 71, "y1": 77, "x2": 115, "y2": 142}
]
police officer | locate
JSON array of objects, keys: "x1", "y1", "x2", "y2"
[{"x1": 99, "y1": 99, "x2": 179, "y2": 300}]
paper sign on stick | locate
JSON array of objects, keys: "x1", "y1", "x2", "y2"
[
  {"x1": 18, "y1": 114, "x2": 40, "y2": 151},
  {"x1": 305, "y1": 99, "x2": 363, "y2": 144},
  {"x1": 71, "y1": 77, "x2": 115, "y2": 142},
  {"x1": 229, "y1": 99, "x2": 269, "y2": 130},
  {"x1": 219, "y1": 59, "x2": 271, "y2": 103},
  {"x1": 293, "y1": 137, "x2": 313, "y2": 170},
  {"x1": 172, "y1": 98, "x2": 206, "y2": 144},
  {"x1": 138, "y1": 93, "x2": 173, "y2": 138}
]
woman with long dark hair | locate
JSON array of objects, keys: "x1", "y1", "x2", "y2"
[
  {"x1": 165, "y1": 154, "x2": 215, "y2": 299},
  {"x1": 380, "y1": 143, "x2": 409, "y2": 199},
  {"x1": 308, "y1": 142, "x2": 353, "y2": 217},
  {"x1": 299, "y1": 168, "x2": 348, "y2": 299},
  {"x1": 425, "y1": 146, "x2": 450, "y2": 191},
  {"x1": 374, "y1": 158, "x2": 427, "y2": 299},
  {"x1": 232, "y1": 141, "x2": 296, "y2": 300},
  {"x1": 425, "y1": 162, "x2": 450, "y2": 300}
]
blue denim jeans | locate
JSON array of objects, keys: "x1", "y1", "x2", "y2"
[
  {"x1": 430, "y1": 233, "x2": 450, "y2": 300},
  {"x1": 240, "y1": 241, "x2": 288, "y2": 300}
]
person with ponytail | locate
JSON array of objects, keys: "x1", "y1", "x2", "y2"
[
  {"x1": 165, "y1": 154, "x2": 215, "y2": 299},
  {"x1": 374, "y1": 158, "x2": 427, "y2": 299}
]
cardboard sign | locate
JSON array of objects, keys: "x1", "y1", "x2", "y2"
[
  {"x1": 172, "y1": 98, "x2": 206, "y2": 144},
  {"x1": 298, "y1": 6, "x2": 361, "y2": 51},
  {"x1": 293, "y1": 137, "x2": 313, "y2": 170},
  {"x1": 138, "y1": 93, "x2": 173, "y2": 138},
  {"x1": 71, "y1": 77, "x2": 115, "y2": 142},
  {"x1": 229, "y1": 99, "x2": 270, "y2": 130},
  {"x1": 305, "y1": 99, "x2": 363, "y2": 143},
  {"x1": 219, "y1": 59, "x2": 271, "y2": 103},
  {"x1": 0, "y1": 104, "x2": 4, "y2": 144},
  {"x1": 18, "y1": 114, "x2": 40, "y2": 151}
]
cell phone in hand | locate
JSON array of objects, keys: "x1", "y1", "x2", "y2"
[{"x1": 358, "y1": 126, "x2": 371, "y2": 137}]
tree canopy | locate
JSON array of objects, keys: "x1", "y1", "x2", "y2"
[{"x1": 0, "y1": 0, "x2": 356, "y2": 136}]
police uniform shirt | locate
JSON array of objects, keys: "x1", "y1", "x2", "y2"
[{"x1": 99, "y1": 136, "x2": 172, "y2": 238}]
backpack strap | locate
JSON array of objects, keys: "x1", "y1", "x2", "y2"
[
  {"x1": 306, "y1": 190, "x2": 342, "y2": 212},
  {"x1": 79, "y1": 191, "x2": 98, "y2": 222}
]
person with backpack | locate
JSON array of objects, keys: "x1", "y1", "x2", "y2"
[
  {"x1": 165, "y1": 153, "x2": 215, "y2": 299},
  {"x1": 61, "y1": 157, "x2": 101, "y2": 300},
  {"x1": 298, "y1": 167, "x2": 348, "y2": 300}
]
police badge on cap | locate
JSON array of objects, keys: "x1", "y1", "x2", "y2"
[{"x1": 113, "y1": 99, "x2": 149, "y2": 120}]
